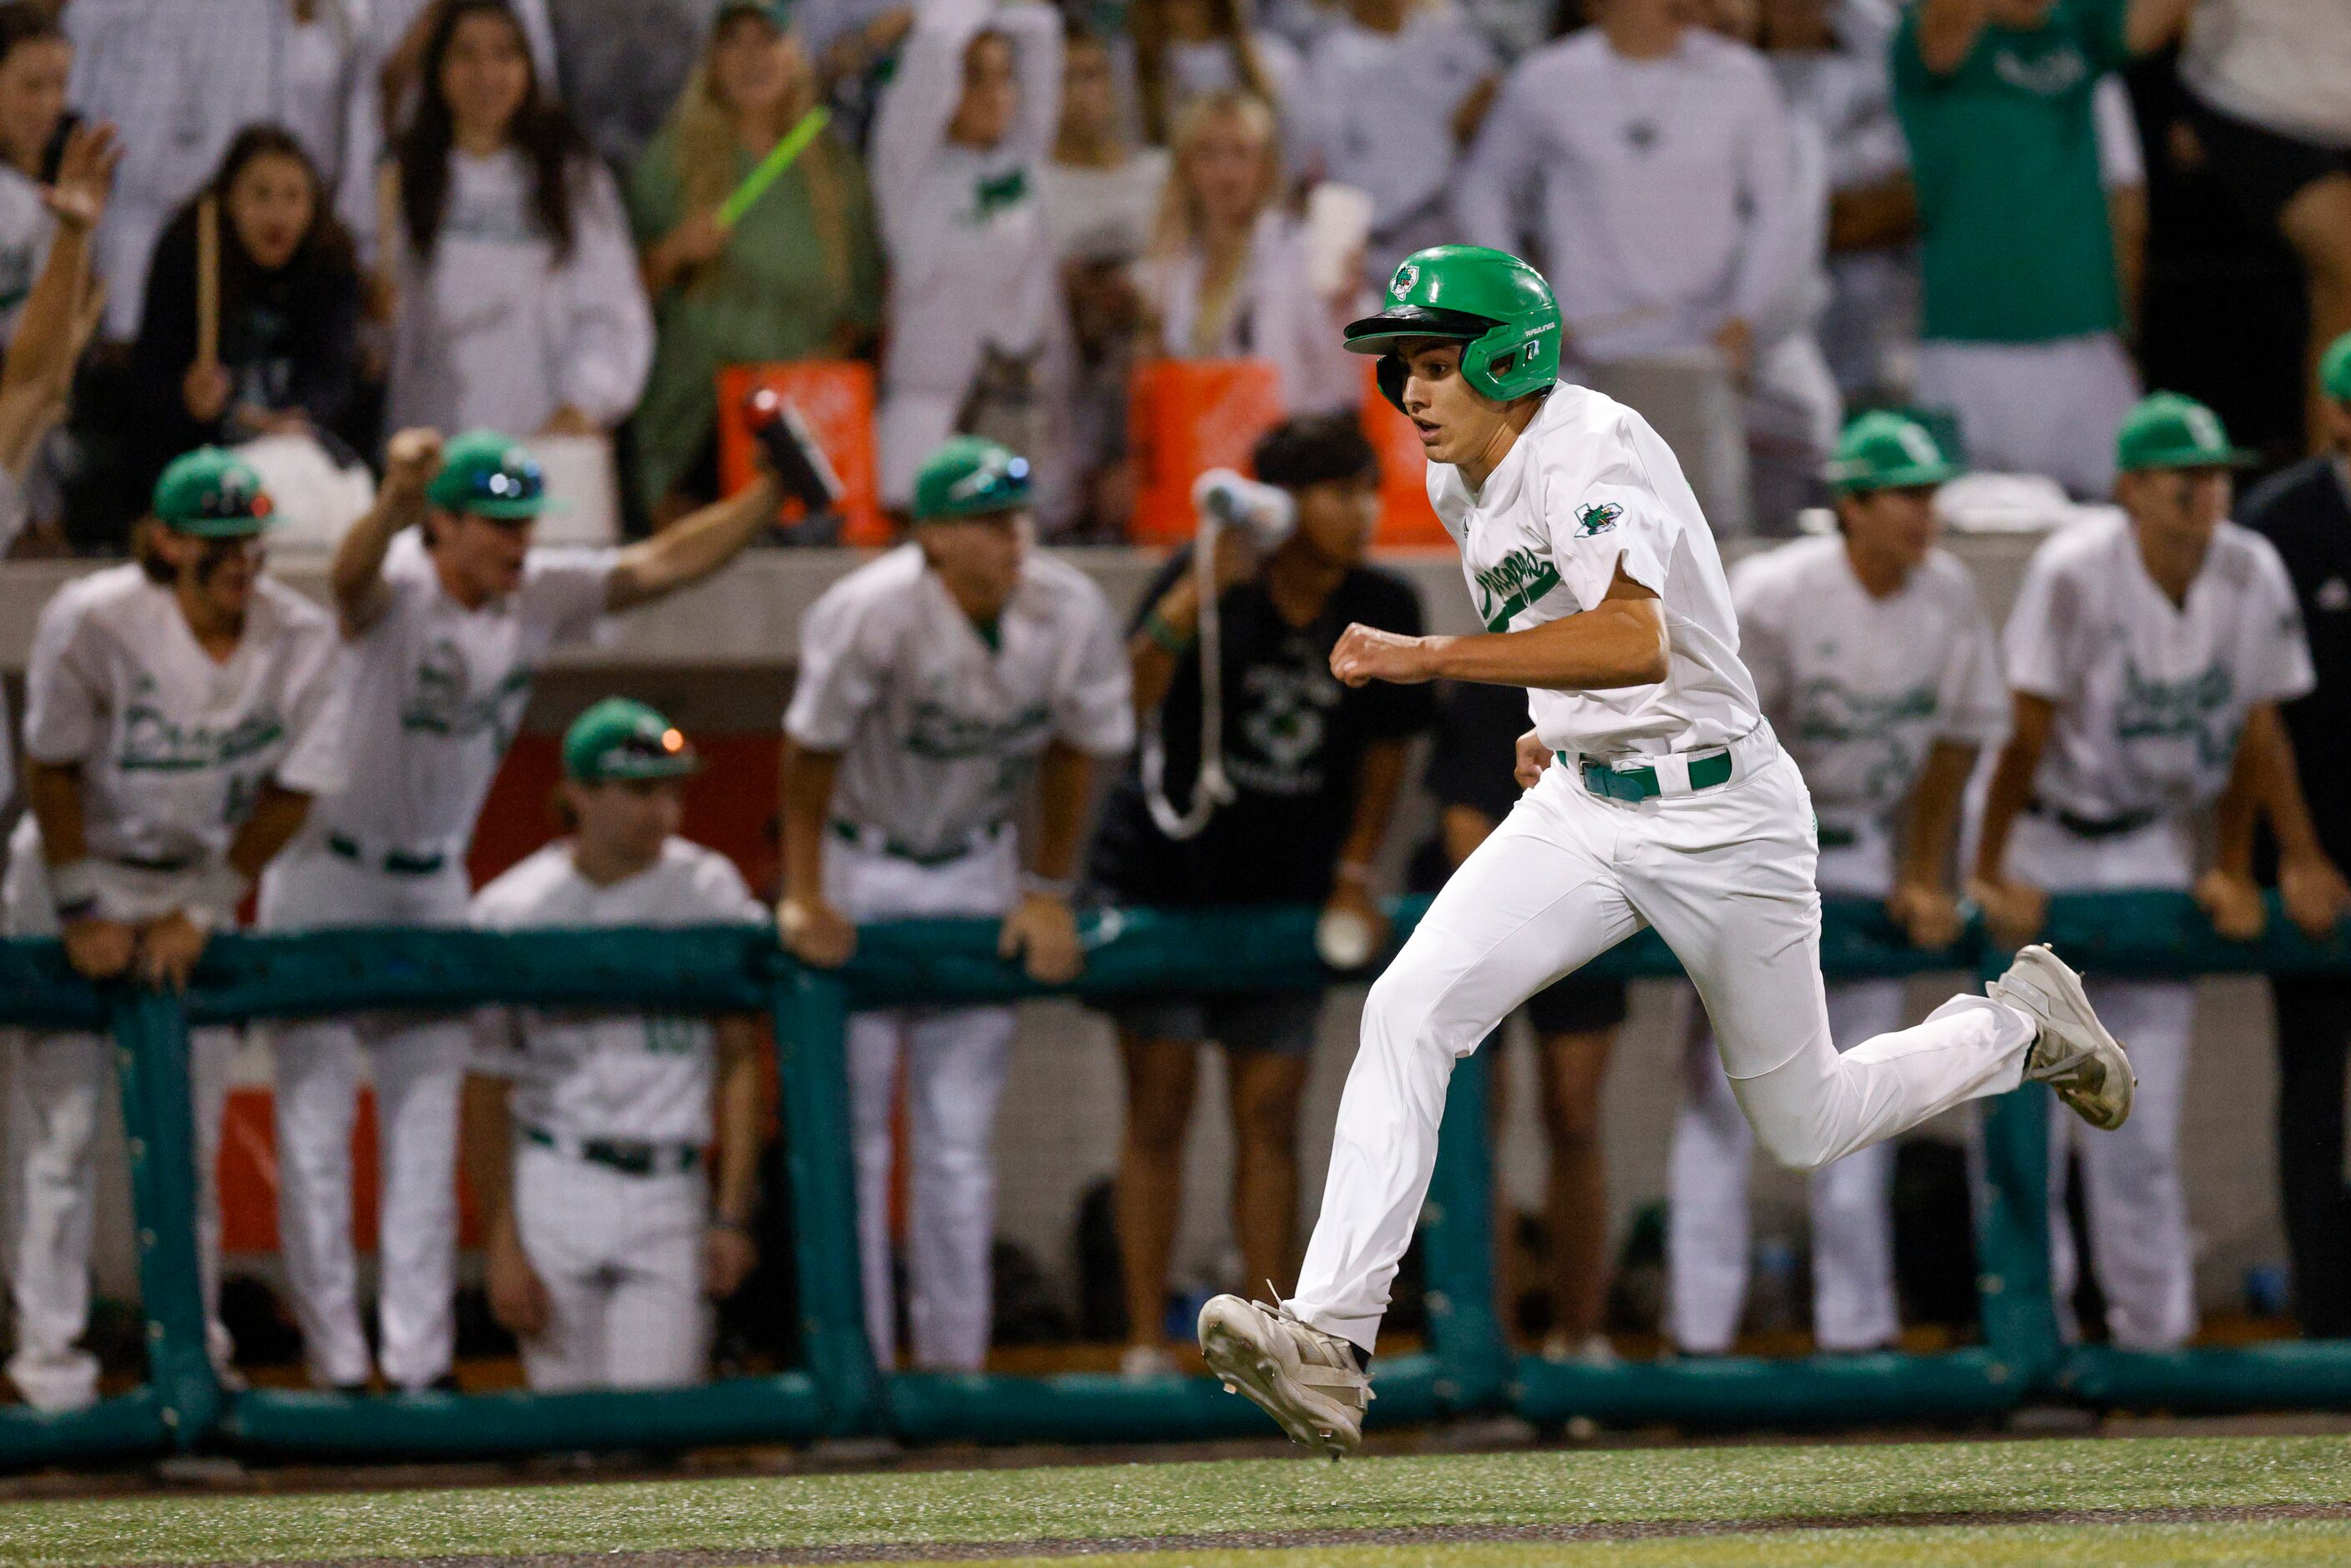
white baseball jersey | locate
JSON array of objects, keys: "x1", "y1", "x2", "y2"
[
  {"x1": 2005, "y1": 513, "x2": 2314, "y2": 822},
  {"x1": 1428, "y1": 382, "x2": 1762, "y2": 759},
  {"x1": 315, "y1": 530, "x2": 614, "y2": 854},
  {"x1": 1734, "y1": 535, "x2": 2006, "y2": 847},
  {"x1": 785, "y1": 543, "x2": 1135, "y2": 860},
  {"x1": 20, "y1": 564, "x2": 346, "y2": 869},
  {"x1": 471, "y1": 837, "x2": 761, "y2": 1146}
]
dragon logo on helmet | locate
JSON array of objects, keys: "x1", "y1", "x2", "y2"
[{"x1": 1390, "y1": 263, "x2": 1419, "y2": 300}]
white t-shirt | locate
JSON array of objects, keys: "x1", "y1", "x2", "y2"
[
  {"x1": 1302, "y1": 8, "x2": 1496, "y2": 235},
  {"x1": 1453, "y1": 28, "x2": 1807, "y2": 361},
  {"x1": 386, "y1": 148, "x2": 653, "y2": 436},
  {"x1": 2182, "y1": 0, "x2": 2351, "y2": 149},
  {"x1": 2005, "y1": 513, "x2": 2314, "y2": 822},
  {"x1": 1135, "y1": 205, "x2": 1366, "y2": 416},
  {"x1": 785, "y1": 543, "x2": 1135, "y2": 858},
  {"x1": 472, "y1": 837, "x2": 759, "y2": 1148},
  {"x1": 21, "y1": 564, "x2": 347, "y2": 867},
  {"x1": 1428, "y1": 382, "x2": 1762, "y2": 758},
  {"x1": 1733, "y1": 535, "x2": 2006, "y2": 885},
  {"x1": 316, "y1": 530, "x2": 614, "y2": 853}
]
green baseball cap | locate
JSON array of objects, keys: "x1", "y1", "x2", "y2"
[
  {"x1": 562, "y1": 697, "x2": 702, "y2": 784},
  {"x1": 912, "y1": 436, "x2": 1031, "y2": 522},
  {"x1": 152, "y1": 448, "x2": 277, "y2": 536},
  {"x1": 2321, "y1": 331, "x2": 2351, "y2": 405},
  {"x1": 1824, "y1": 410, "x2": 1963, "y2": 494},
  {"x1": 425, "y1": 429, "x2": 560, "y2": 519},
  {"x1": 2116, "y1": 392, "x2": 2257, "y2": 473},
  {"x1": 717, "y1": 0, "x2": 794, "y2": 26}
]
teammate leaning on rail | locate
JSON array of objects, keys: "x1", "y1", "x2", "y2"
[
  {"x1": 260, "y1": 427, "x2": 775, "y2": 1397},
  {"x1": 1194, "y1": 244, "x2": 2133, "y2": 1459},
  {"x1": 463, "y1": 700, "x2": 766, "y2": 1392},
  {"x1": 1666, "y1": 412, "x2": 2005, "y2": 1359},
  {"x1": 1970, "y1": 392, "x2": 2336, "y2": 1353},
  {"x1": 777, "y1": 437, "x2": 1133, "y2": 1373},
  {"x1": 5, "y1": 450, "x2": 346, "y2": 1413}
]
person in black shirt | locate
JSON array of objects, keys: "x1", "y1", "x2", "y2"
[
  {"x1": 1412, "y1": 679, "x2": 1627, "y2": 1363},
  {"x1": 2235, "y1": 331, "x2": 2351, "y2": 1337},
  {"x1": 1088, "y1": 413, "x2": 1433, "y2": 1377}
]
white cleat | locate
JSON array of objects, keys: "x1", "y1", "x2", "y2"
[
  {"x1": 1990, "y1": 943, "x2": 2136, "y2": 1131},
  {"x1": 1197, "y1": 1294, "x2": 1372, "y2": 1458}
]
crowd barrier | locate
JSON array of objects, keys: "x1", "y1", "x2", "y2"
[{"x1": 0, "y1": 891, "x2": 2346, "y2": 1469}]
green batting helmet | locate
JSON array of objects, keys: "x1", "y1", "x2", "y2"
[{"x1": 1343, "y1": 245, "x2": 1562, "y2": 412}]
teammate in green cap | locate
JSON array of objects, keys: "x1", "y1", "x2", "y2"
[
  {"x1": 2235, "y1": 332, "x2": 2351, "y2": 1335},
  {"x1": 258, "y1": 425, "x2": 778, "y2": 1398},
  {"x1": 1199, "y1": 245, "x2": 2132, "y2": 1456},
  {"x1": 465, "y1": 698, "x2": 767, "y2": 1393},
  {"x1": 1973, "y1": 390, "x2": 2330, "y2": 1353},
  {"x1": 1667, "y1": 411, "x2": 2005, "y2": 1360},
  {"x1": 5, "y1": 447, "x2": 346, "y2": 1409},
  {"x1": 779, "y1": 433, "x2": 1134, "y2": 1373}
]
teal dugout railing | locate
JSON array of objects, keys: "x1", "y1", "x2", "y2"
[{"x1": 0, "y1": 890, "x2": 2345, "y2": 1465}]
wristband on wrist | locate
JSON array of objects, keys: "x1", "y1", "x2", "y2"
[
  {"x1": 1141, "y1": 610, "x2": 1191, "y2": 656},
  {"x1": 1019, "y1": 872, "x2": 1076, "y2": 900}
]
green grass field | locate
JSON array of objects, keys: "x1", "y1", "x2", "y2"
[{"x1": 6, "y1": 1435, "x2": 2351, "y2": 1567}]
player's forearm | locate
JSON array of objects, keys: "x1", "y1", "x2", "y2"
[
  {"x1": 2124, "y1": 0, "x2": 2200, "y2": 55},
  {"x1": 779, "y1": 741, "x2": 842, "y2": 903},
  {"x1": 225, "y1": 784, "x2": 312, "y2": 884},
  {"x1": 460, "y1": 1073, "x2": 518, "y2": 1232},
  {"x1": 2, "y1": 217, "x2": 92, "y2": 397},
  {"x1": 1336, "y1": 739, "x2": 1412, "y2": 883},
  {"x1": 23, "y1": 760, "x2": 89, "y2": 866},
  {"x1": 1425, "y1": 602, "x2": 1670, "y2": 691},
  {"x1": 2109, "y1": 185, "x2": 2147, "y2": 336},
  {"x1": 1029, "y1": 740, "x2": 1095, "y2": 884},
  {"x1": 1916, "y1": 0, "x2": 1995, "y2": 73},
  {"x1": 1828, "y1": 178, "x2": 1918, "y2": 252},
  {"x1": 711, "y1": 1019, "x2": 765, "y2": 1228},
  {"x1": 1129, "y1": 578, "x2": 1201, "y2": 716},
  {"x1": 1972, "y1": 746, "x2": 2040, "y2": 884},
  {"x1": 1896, "y1": 741, "x2": 1976, "y2": 893},
  {"x1": 606, "y1": 477, "x2": 777, "y2": 611},
  {"x1": 2244, "y1": 703, "x2": 2330, "y2": 864},
  {"x1": 330, "y1": 481, "x2": 417, "y2": 630}
]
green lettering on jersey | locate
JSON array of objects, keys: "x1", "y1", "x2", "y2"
[
  {"x1": 2115, "y1": 658, "x2": 2237, "y2": 767},
  {"x1": 117, "y1": 692, "x2": 286, "y2": 774},
  {"x1": 1472, "y1": 546, "x2": 1562, "y2": 633}
]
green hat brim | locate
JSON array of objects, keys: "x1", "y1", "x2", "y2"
[
  {"x1": 1342, "y1": 305, "x2": 1497, "y2": 356},
  {"x1": 914, "y1": 502, "x2": 1024, "y2": 524},
  {"x1": 1828, "y1": 458, "x2": 1963, "y2": 494},
  {"x1": 445, "y1": 495, "x2": 569, "y2": 520},
  {"x1": 574, "y1": 754, "x2": 704, "y2": 784},
  {"x1": 2119, "y1": 444, "x2": 2259, "y2": 473},
  {"x1": 159, "y1": 513, "x2": 281, "y2": 538}
]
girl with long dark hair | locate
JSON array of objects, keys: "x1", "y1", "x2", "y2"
[
  {"x1": 0, "y1": 1, "x2": 69, "y2": 346},
  {"x1": 383, "y1": 0, "x2": 649, "y2": 438}
]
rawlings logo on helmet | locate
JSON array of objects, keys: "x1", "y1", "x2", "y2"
[{"x1": 1390, "y1": 263, "x2": 1419, "y2": 300}]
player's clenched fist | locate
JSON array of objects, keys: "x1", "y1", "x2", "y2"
[
  {"x1": 61, "y1": 915, "x2": 136, "y2": 981},
  {"x1": 1513, "y1": 728, "x2": 1552, "y2": 789},
  {"x1": 382, "y1": 427, "x2": 444, "y2": 495},
  {"x1": 1000, "y1": 891, "x2": 1082, "y2": 985},
  {"x1": 1331, "y1": 622, "x2": 1440, "y2": 687},
  {"x1": 777, "y1": 894, "x2": 857, "y2": 969},
  {"x1": 1968, "y1": 875, "x2": 2048, "y2": 953},
  {"x1": 2194, "y1": 867, "x2": 2268, "y2": 944}
]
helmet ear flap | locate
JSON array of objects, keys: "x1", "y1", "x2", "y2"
[{"x1": 1376, "y1": 352, "x2": 1409, "y2": 412}]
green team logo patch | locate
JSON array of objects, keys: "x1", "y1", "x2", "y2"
[
  {"x1": 1472, "y1": 546, "x2": 1562, "y2": 633},
  {"x1": 1575, "y1": 502, "x2": 1622, "y2": 537},
  {"x1": 1390, "y1": 263, "x2": 1419, "y2": 299}
]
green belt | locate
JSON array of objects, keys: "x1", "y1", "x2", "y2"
[
  {"x1": 523, "y1": 1124, "x2": 700, "y2": 1178},
  {"x1": 830, "y1": 819, "x2": 1001, "y2": 867},
  {"x1": 1565, "y1": 749, "x2": 1735, "y2": 803},
  {"x1": 326, "y1": 832, "x2": 447, "y2": 876}
]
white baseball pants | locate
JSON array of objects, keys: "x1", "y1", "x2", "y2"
[
  {"x1": 1291, "y1": 746, "x2": 2036, "y2": 1353},
  {"x1": 2001, "y1": 812, "x2": 2198, "y2": 1352},
  {"x1": 258, "y1": 848, "x2": 471, "y2": 1391},
  {"x1": 1667, "y1": 979, "x2": 1905, "y2": 1355},
  {"x1": 511, "y1": 1143, "x2": 709, "y2": 1390},
  {"x1": 827, "y1": 831, "x2": 1019, "y2": 1373},
  {"x1": 3, "y1": 820, "x2": 235, "y2": 1410}
]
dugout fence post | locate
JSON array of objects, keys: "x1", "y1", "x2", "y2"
[
  {"x1": 1422, "y1": 1048, "x2": 1509, "y2": 1413},
  {"x1": 772, "y1": 964, "x2": 884, "y2": 1435},
  {"x1": 108, "y1": 989, "x2": 221, "y2": 1449}
]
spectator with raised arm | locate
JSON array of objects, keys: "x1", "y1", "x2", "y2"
[
  {"x1": 0, "y1": 2, "x2": 70, "y2": 349},
  {"x1": 1891, "y1": 0, "x2": 2200, "y2": 497},
  {"x1": 1126, "y1": 0, "x2": 1310, "y2": 170},
  {"x1": 0, "y1": 120, "x2": 114, "y2": 556},
  {"x1": 867, "y1": 0, "x2": 1063, "y2": 512},
  {"x1": 382, "y1": 0, "x2": 651, "y2": 440},
  {"x1": 628, "y1": 0, "x2": 882, "y2": 525}
]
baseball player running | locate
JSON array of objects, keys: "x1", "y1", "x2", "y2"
[
  {"x1": 778, "y1": 436, "x2": 1132, "y2": 1371},
  {"x1": 260, "y1": 427, "x2": 776, "y2": 1394},
  {"x1": 1666, "y1": 412, "x2": 2005, "y2": 1357},
  {"x1": 1197, "y1": 245, "x2": 2131, "y2": 1456},
  {"x1": 1971, "y1": 392, "x2": 2324, "y2": 1350},
  {"x1": 6, "y1": 448, "x2": 344, "y2": 1411},
  {"x1": 463, "y1": 700, "x2": 766, "y2": 1391}
]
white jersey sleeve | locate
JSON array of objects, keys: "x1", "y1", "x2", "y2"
[
  {"x1": 685, "y1": 844, "x2": 766, "y2": 923},
  {"x1": 1533, "y1": 443, "x2": 1675, "y2": 613},
  {"x1": 20, "y1": 586, "x2": 105, "y2": 766},
  {"x1": 1049, "y1": 575, "x2": 1137, "y2": 757},
  {"x1": 2238, "y1": 531, "x2": 2317, "y2": 707},
  {"x1": 2000, "y1": 542, "x2": 2077, "y2": 705},
  {"x1": 784, "y1": 575, "x2": 889, "y2": 751},
  {"x1": 517, "y1": 546, "x2": 619, "y2": 648}
]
